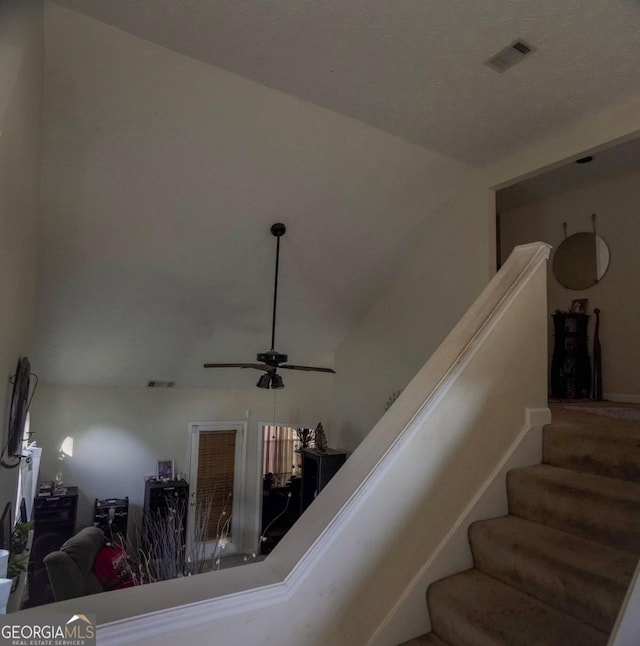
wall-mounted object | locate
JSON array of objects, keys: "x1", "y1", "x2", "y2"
[
  {"x1": 553, "y1": 215, "x2": 610, "y2": 290},
  {"x1": 1, "y1": 358, "x2": 38, "y2": 469}
]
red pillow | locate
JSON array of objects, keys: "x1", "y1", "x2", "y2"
[{"x1": 93, "y1": 544, "x2": 135, "y2": 590}]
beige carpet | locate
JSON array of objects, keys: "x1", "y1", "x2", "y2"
[
  {"x1": 402, "y1": 400, "x2": 640, "y2": 646},
  {"x1": 561, "y1": 405, "x2": 640, "y2": 423}
]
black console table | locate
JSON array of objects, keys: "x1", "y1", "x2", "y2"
[
  {"x1": 300, "y1": 448, "x2": 346, "y2": 514},
  {"x1": 550, "y1": 312, "x2": 591, "y2": 399},
  {"x1": 27, "y1": 487, "x2": 78, "y2": 607},
  {"x1": 142, "y1": 479, "x2": 189, "y2": 549}
]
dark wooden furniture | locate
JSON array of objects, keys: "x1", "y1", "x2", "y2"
[
  {"x1": 260, "y1": 477, "x2": 301, "y2": 555},
  {"x1": 259, "y1": 448, "x2": 346, "y2": 554},
  {"x1": 300, "y1": 448, "x2": 346, "y2": 514},
  {"x1": 94, "y1": 497, "x2": 129, "y2": 539},
  {"x1": 142, "y1": 479, "x2": 189, "y2": 549},
  {"x1": 550, "y1": 312, "x2": 591, "y2": 399},
  {"x1": 27, "y1": 487, "x2": 78, "y2": 607}
]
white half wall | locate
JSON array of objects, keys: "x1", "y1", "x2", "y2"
[
  {"x1": 0, "y1": 0, "x2": 42, "y2": 512},
  {"x1": 610, "y1": 560, "x2": 640, "y2": 646}
]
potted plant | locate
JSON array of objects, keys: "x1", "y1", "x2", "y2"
[{"x1": 8, "y1": 521, "x2": 33, "y2": 592}]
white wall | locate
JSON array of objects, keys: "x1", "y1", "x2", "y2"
[
  {"x1": 500, "y1": 168, "x2": 640, "y2": 401},
  {"x1": 0, "y1": 0, "x2": 42, "y2": 513},
  {"x1": 30, "y1": 0, "x2": 475, "y2": 534},
  {"x1": 35, "y1": 1, "x2": 470, "y2": 391},
  {"x1": 611, "y1": 561, "x2": 640, "y2": 646},
  {"x1": 334, "y1": 175, "x2": 494, "y2": 450},
  {"x1": 31, "y1": 373, "x2": 333, "y2": 551}
]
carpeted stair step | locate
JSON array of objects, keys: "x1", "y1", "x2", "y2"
[
  {"x1": 399, "y1": 633, "x2": 449, "y2": 645},
  {"x1": 469, "y1": 515, "x2": 638, "y2": 632},
  {"x1": 427, "y1": 569, "x2": 608, "y2": 646},
  {"x1": 543, "y1": 424, "x2": 640, "y2": 483},
  {"x1": 507, "y1": 464, "x2": 640, "y2": 554}
]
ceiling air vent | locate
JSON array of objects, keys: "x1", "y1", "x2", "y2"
[
  {"x1": 485, "y1": 39, "x2": 536, "y2": 73},
  {"x1": 147, "y1": 380, "x2": 175, "y2": 388}
]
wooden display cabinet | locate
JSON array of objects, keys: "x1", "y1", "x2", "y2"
[{"x1": 550, "y1": 312, "x2": 591, "y2": 399}]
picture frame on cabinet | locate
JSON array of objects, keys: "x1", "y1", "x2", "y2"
[
  {"x1": 570, "y1": 298, "x2": 588, "y2": 314},
  {"x1": 156, "y1": 459, "x2": 174, "y2": 480}
]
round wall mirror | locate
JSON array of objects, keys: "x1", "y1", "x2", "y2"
[{"x1": 553, "y1": 232, "x2": 610, "y2": 290}]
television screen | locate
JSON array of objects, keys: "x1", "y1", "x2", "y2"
[{"x1": 7, "y1": 357, "x2": 32, "y2": 458}]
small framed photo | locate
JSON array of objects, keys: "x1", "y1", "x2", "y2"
[
  {"x1": 570, "y1": 298, "x2": 588, "y2": 314},
  {"x1": 157, "y1": 459, "x2": 174, "y2": 480}
]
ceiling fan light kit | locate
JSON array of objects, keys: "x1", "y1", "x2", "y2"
[
  {"x1": 256, "y1": 373, "x2": 271, "y2": 389},
  {"x1": 204, "y1": 223, "x2": 336, "y2": 389},
  {"x1": 270, "y1": 373, "x2": 284, "y2": 390}
]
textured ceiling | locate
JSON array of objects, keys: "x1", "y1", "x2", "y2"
[{"x1": 51, "y1": 0, "x2": 640, "y2": 166}]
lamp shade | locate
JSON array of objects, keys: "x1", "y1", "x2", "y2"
[
  {"x1": 270, "y1": 373, "x2": 284, "y2": 389},
  {"x1": 256, "y1": 373, "x2": 271, "y2": 389},
  {"x1": 60, "y1": 436, "x2": 74, "y2": 458}
]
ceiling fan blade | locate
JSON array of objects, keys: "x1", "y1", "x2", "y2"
[
  {"x1": 203, "y1": 363, "x2": 271, "y2": 372},
  {"x1": 279, "y1": 364, "x2": 336, "y2": 373}
]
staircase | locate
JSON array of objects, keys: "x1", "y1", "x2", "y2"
[{"x1": 405, "y1": 409, "x2": 640, "y2": 645}]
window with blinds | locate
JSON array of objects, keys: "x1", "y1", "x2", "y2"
[
  {"x1": 263, "y1": 425, "x2": 302, "y2": 487},
  {"x1": 197, "y1": 429, "x2": 236, "y2": 540}
]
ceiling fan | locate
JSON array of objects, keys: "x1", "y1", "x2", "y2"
[{"x1": 204, "y1": 222, "x2": 336, "y2": 389}]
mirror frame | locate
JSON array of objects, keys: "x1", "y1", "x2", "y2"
[{"x1": 552, "y1": 231, "x2": 610, "y2": 290}]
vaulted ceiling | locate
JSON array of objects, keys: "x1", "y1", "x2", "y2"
[
  {"x1": 35, "y1": 1, "x2": 640, "y2": 389},
  {"x1": 51, "y1": 0, "x2": 640, "y2": 165}
]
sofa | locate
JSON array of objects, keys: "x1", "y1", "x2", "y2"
[{"x1": 43, "y1": 527, "x2": 106, "y2": 602}]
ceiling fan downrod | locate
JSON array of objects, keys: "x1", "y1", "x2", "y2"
[{"x1": 270, "y1": 222, "x2": 286, "y2": 353}]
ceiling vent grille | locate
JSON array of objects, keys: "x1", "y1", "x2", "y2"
[
  {"x1": 147, "y1": 380, "x2": 175, "y2": 388},
  {"x1": 485, "y1": 39, "x2": 536, "y2": 73}
]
